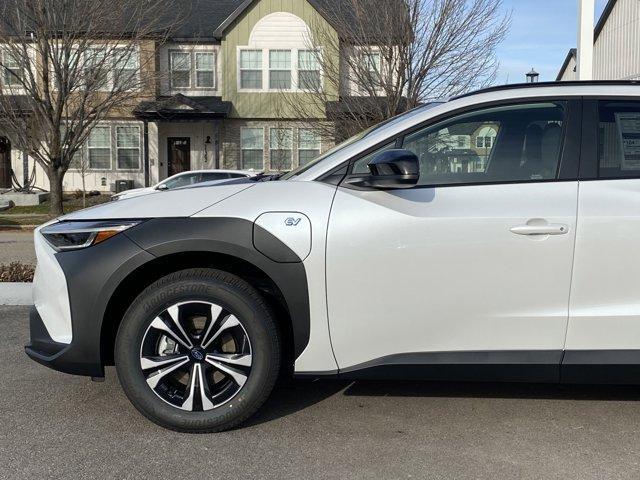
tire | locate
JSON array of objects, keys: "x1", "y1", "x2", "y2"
[{"x1": 115, "y1": 268, "x2": 280, "y2": 433}]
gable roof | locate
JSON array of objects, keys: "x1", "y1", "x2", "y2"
[
  {"x1": 213, "y1": 0, "x2": 401, "y2": 41},
  {"x1": 556, "y1": 48, "x2": 577, "y2": 81}
]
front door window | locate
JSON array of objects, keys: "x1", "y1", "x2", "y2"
[{"x1": 167, "y1": 137, "x2": 190, "y2": 177}]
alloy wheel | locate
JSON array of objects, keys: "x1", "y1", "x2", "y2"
[{"x1": 139, "y1": 301, "x2": 252, "y2": 412}]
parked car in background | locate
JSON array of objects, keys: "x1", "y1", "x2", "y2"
[
  {"x1": 111, "y1": 170, "x2": 259, "y2": 201},
  {"x1": 27, "y1": 81, "x2": 640, "y2": 434}
]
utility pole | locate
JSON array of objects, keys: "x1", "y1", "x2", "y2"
[{"x1": 577, "y1": 0, "x2": 594, "y2": 80}]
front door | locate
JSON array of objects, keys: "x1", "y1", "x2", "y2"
[
  {"x1": 0, "y1": 137, "x2": 11, "y2": 189},
  {"x1": 167, "y1": 137, "x2": 190, "y2": 177},
  {"x1": 326, "y1": 100, "x2": 581, "y2": 373}
]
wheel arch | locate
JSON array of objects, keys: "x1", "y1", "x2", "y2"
[{"x1": 101, "y1": 250, "x2": 301, "y2": 373}]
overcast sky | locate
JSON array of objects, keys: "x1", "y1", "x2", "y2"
[{"x1": 495, "y1": 0, "x2": 609, "y2": 84}]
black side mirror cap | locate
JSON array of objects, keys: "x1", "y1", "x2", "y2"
[{"x1": 345, "y1": 149, "x2": 420, "y2": 190}]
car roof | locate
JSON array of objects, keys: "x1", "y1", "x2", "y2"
[{"x1": 168, "y1": 169, "x2": 257, "y2": 177}]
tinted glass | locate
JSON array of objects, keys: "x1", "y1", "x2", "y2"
[
  {"x1": 402, "y1": 102, "x2": 566, "y2": 186},
  {"x1": 200, "y1": 172, "x2": 228, "y2": 182},
  {"x1": 598, "y1": 101, "x2": 640, "y2": 178}
]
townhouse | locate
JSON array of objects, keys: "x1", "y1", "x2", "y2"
[{"x1": 2, "y1": 0, "x2": 375, "y2": 193}]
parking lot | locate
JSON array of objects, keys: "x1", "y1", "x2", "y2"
[{"x1": 1, "y1": 305, "x2": 640, "y2": 479}]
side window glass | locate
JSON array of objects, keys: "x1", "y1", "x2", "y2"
[
  {"x1": 402, "y1": 102, "x2": 566, "y2": 186},
  {"x1": 598, "y1": 102, "x2": 640, "y2": 178},
  {"x1": 351, "y1": 141, "x2": 396, "y2": 174},
  {"x1": 164, "y1": 173, "x2": 196, "y2": 189}
]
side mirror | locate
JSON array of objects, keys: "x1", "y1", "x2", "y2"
[
  {"x1": 346, "y1": 149, "x2": 420, "y2": 190},
  {"x1": 156, "y1": 184, "x2": 169, "y2": 191}
]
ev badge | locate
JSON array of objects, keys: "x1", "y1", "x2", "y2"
[{"x1": 285, "y1": 217, "x2": 302, "y2": 227}]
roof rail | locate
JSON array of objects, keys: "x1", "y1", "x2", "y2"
[{"x1": 451, "y1": 80, "x2": 640, "y2": 100}]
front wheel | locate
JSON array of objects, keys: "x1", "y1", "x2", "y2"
[{"x1": 115, "y1": 268, "x2": 280, "y2": 433}]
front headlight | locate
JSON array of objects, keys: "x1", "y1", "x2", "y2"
[{"x1": 41, "y1": 220, "x2": 141, "y2": 252}]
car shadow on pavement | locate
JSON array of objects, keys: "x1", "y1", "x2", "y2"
[
  {"x1": 245, "y1": 377, "x2": 640, "y2": 427},
  {"x1": 342, "y1": 380, "x2": 640, "y2": 401}
]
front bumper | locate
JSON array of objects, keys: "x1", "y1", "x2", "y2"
[
  {"x1": 25, "y1": 229, "x2": 155, "y2": 377},
  {"x1": 25, "y1": 306, "x2": 103, "y2": 376}
]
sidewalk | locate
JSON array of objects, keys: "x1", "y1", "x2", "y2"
[{"x1": 0, "y1": 283, "x2": 32, "y2": 305}]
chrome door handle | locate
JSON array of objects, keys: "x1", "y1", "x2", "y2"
[{"x1": 510, "y1": 224, "x2": 569, "y2": 236}]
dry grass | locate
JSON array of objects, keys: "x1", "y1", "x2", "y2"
[{"x1": 0, "y1": 262, "x2": 35, "y2": 282}]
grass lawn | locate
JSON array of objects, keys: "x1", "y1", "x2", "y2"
[{"x1": 0, "y1": 193, "x2": 111, "y2": 226}]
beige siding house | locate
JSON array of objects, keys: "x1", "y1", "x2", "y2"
[
  {"x1": 3, "y1": 0, "x2": 377, "y2": 193},
  {"x1": 557, "y1": 0, "x2": 640, "y2": 81}
]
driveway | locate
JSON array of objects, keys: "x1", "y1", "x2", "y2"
[
  {"x1": 0, "y1": 230, "x2": 36, "y2": 265},
  {"x1": 2, "y1": 305, "x2": 640, "y2": 479}
]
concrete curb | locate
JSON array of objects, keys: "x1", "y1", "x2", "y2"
[{"x1": 0, "y1": 283, "x2": 33, "y2": 305}]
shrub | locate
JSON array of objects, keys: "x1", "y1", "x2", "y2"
[
  {"x1": 0, "y1": 262, "x2": 35, "y2": 282},
  {"x1": 73, "y1": 189, "x2": 85, "y2": 199}
]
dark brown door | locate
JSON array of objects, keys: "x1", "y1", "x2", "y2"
[
  {"x1": 167, "y1": 137, "x2": 190, "y2": 177},
  {"x1": 0, "y1": 137, "x2": 11, "y2": 189}
]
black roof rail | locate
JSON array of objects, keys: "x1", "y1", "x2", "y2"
[{"x1": 451, "y1": 80, "x2": 640, "y2": 101}]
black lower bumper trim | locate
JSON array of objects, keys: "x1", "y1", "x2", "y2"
[{"x1": 24, "y1": 306, "x2": 104, "y2": 378}]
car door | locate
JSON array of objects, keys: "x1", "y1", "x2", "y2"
[
  {"x1": 326, "y1": 99, "x2": 582, "y2": 376},
  {"x1": 565, "y1": 99, "x2": 640, "y2": 379}
]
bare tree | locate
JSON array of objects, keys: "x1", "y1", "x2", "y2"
[
  {"x1": 283, "y1": 0, "x2": 510, "y2": 141},
  {"x1": 0, "y1": 0, "x2": 182, "y2": 214}
]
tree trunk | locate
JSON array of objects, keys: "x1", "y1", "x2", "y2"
[{"x1": 48, "y1": 168, "x2": 64, "y2": 216}]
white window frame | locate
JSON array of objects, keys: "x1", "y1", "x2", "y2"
[
  {"x1": 115, "y1": 124, "x2": 142, "y2": 171},
  {"x1": 297, "y1": 128, "x2": 322, "y2": 167},
  {"x1": 195, "y1": 51, "x2": 216, "y2": 89},
  {"x1": 240, "y1": 127, "x2": 265, "y2": 170},
  {"x1": 169, "y1": 50, "x2": 192, "y2": 89},
  {"x1": 68, "y1": 122, "x2": 143, "y2": 172},
  {"x1": 86, "y1": 125, "x2": 113, "y2": 171},
  {"x1": 237, "y1": 47, "x2": 323, "y2": 93},
  {"x1": 1, "y1": 49, "x2": 24, "y2": 89},
  {"x1": 269, "y1": 127, "x2": 293, "y2": 170},
  {"x1": 297, "y1": 49, "x2": 322, "y2": 92},
  {"x1": 82, "y1": 44, "x2": 141, "y2": 92},
  {"x1": 239, "y1": 49, "x2": 264, "y2": 91},
  {"x1": 268, "y1": 49, "x2": 292, "y2": 91}
]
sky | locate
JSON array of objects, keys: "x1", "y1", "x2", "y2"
[{"x1": 495, "y1": 0, "x2": 609, "y2": 84}]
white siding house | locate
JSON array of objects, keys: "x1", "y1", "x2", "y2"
[{"x1": 558, "y1": 0, "x2": 640, "y2": 81}]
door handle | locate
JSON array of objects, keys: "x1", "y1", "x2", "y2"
[{"x1": 510, "y1": 224, "x2": 569, "y2": 236}]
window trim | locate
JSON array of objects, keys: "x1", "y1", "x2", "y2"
[
  {"x1": 335, "y1": 97, "x2": 582, "y2": 190},
  {"x1": 268, "y1": 49, "x2": 292, "y2": 91},
  {"x1": 86, "y1": 125, "x2": 113, "y2": 171},
  {"x1": 115, "y1": 124, "x2": 142, "y2": 171},
  {"x1": 194, "y1": 51, "x2": 216, "y2": 89},
  {"x1": 240, "y1": 126, "x2": 265, "y2": 170},
  {"x1": 169, "y1": 50, "x2": 192, "y2": 90},
  {"x1": 237, "y1": 47, "x2": 323, "y2": 93}
]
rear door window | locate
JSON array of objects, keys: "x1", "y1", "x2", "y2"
[{"x1": 597, "y1": 101, "x2": 640, "y2": 179}]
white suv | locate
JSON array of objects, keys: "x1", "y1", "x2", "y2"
[{"x1": 26, "y1": 82, "x2": 640, "y2": 432}]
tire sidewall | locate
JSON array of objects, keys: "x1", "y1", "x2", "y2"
[{"x1": 115, "y1": 269, "x2": 279, "y2": 431}]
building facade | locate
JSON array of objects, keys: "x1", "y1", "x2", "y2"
[
  {"x1": 557, "y1": 0, "x2": 640, "y2": 82},
  {"x1": 3, "y1": 0, "x2": 372, "y2": 193}
]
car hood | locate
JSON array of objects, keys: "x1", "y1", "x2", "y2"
[{"x1": 61, "y1": 183, "x2": 255, "y2": 221}]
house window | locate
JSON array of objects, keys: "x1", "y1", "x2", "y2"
[
  {"x1": 298, "y1": 129, "x2": 321, "y2": 166},
  {"x1": 87, "y1": 126, "x2": 112, "y2": 169},
  {"x1": 298, "y1": 50, "x2": 321, "y2": 90},
  {"x1": 116, "y1": 126, "x2": 141, "y2": 169},
  {"x1": 170, "y1": 51, "x2": 191, "y2": 88},
  {"x1": 270, "y1": 128, "x2": 293, "y2": 170},
  {"x1": 114, "y1": 48, "x2": 139, "y2": 90},
  {"x1": 240, "y1": 50, "x2": 262, "y2": 89},
  {"x1": 241, "y1": 127, "x2": 264, "y2": 170},
  {"x1": 195, "y1": 52, "x2": 215, "y2": 88},
  {"x1": 269, "y1": 50, "x2": 291, "y2": 90},
  {"x1": 84, "y1": 48, "x2": 109, "y2": 90},
  {"x1": 2, "y1": 50, "x2": 23, "y2": 87},
  {"x1": 360, "y1": 51, "x2": 381, "y2": 92}
]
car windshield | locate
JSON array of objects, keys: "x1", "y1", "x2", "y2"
[
  {"x1": 161, "y1": 173, "x2": 199, "y2": 189},
  {"x1": 280, "y1": 102, "x2": 445, "y2": 180}
]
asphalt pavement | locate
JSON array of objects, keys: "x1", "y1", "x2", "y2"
[
  {"x1": 2, "y1": 305, "x2": 640, "y2": 479},
  {"x1": 0, "y1": 231, "x2": 36, "y2": 265}
]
